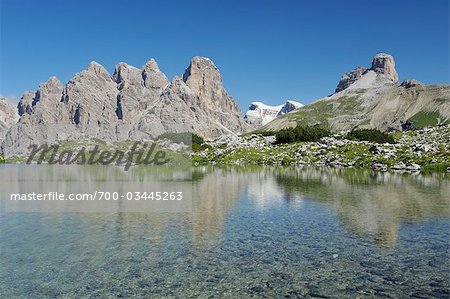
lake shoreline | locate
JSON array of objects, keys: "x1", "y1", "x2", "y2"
[
  {"x1": 193, "y1": 125, "x2": 450, "y2": 174},
  {"x1": 2, "y1": 125, "x2": 449, "y2": 174}
]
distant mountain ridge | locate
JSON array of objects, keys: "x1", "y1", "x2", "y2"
[
  {"x1": 244, "y1": 100, "x2": 303, "y2": 126},
  {"x1": 261, "y1": 53, "x2": 450, "y2": 132},
  {"x1": 1, "y1": 57, "x2": 252, "y2": 157}
]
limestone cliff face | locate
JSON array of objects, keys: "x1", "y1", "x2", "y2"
[
  {"x1": 1, "y1": 57, "x2": 251, "y2": 157},
  {"x1": 113, "y1": 60, "x2": 168, "y2": 140},
  {"x1": 335, "y1": 53, "x2": 398, "y2": 93},
  {"x1": 182, "y1": 57, "x2": 250, "y2": 135},
  {"x1": 335, "y1": 67, "x2": 366, "y2": 93},
  {"x1": 183, "y1": 57, "x2": 240, "y2": 114},
  {"x1": 371, "y1": 53, "x2": 398, "y2": 83},
  {"x1": 0, "y1": 98, "x2": 19, "y2": 141},
  {"x1": 3, "y1": 77, "x2": 75, "y2": 155},
  {"x1": 63, "y1": 62, "x2": 118, "y2": 140}
]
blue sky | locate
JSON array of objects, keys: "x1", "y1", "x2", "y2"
[{"x1": 0, "y1": 0, "x2": 448, "y2": 110}]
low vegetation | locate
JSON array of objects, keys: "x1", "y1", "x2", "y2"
[
  {"x1": 264, "y1": 126, "x2": 393, "y2": 145},
  {"x1": 193, "y1": 125, "x2": 450, "y2": 173},
  {"x1": 0, "y1": 154, "x2": 4, "y2": 164},
  {"x1": 275, "y1": 125, "x2": 331, "y2": 144},
  {"x1": 345, "y1": 128, "x2": 395, "y2": 144},
  {"x1": 434, "y1": 98, "x2": 448, "y2": 104},
  {"x1": 158, "y1": 132, "x2": 204, "y2": 144},
  {"x1": 407, "y1": 111, "x2": 440, "y2": 129}
]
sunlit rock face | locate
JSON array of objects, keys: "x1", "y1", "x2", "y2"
[
  {"x1": 371, "y1": 53, "x2": 398, "y2": 83},
  {"x1": 1, "y1": 57, "x2": 252, "y2": 157},
  {"x1": 0, "y1": 97, "x2": 19, "y2": 140},
  {"x1": 335, "y1": 66, "x2": 367, "y2": 93},
  {"x1": 335, "y1": 53, "x2": 398, "y2": 93}
]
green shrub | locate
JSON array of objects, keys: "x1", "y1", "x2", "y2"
[
  {"x1": 275, "y1": 125, "x2": 331, "y2": 144},
  {"x1": 346, "y1": 129, "x2": 395, "y2": 144},
  {"x1": 192, "y1": 134, "x2": 204, "y2": 145},
  {"x1": 192, "y1": 154, "x2": 209, "y2": 165},
  {"x1": 0, "y1": 154, "x2": 4, "y2": 164},
  {"x1": 251, "y1": 130, "x2": 277, "y2": 136},
  {"x1": 421, "y1": 163, "x2": 450, "y2": 173},
  {"x1": 192, "y1": 143, "x2": 211, "y2": 152}
]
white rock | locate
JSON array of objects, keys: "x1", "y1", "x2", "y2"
[{"x1": 406, "y1": 163, "x2": 421, "y2": 171}]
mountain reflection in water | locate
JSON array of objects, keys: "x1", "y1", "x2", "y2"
[{"x1": 1, "y1": 165, "x2": 449, "y2": 298}]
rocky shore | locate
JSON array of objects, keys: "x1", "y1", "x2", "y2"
[{"x1": 193, "y1": 125, "x2": 450, "y2": 173}]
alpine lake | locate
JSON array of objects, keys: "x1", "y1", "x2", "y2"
[{"x1": 1, "y1": 165, "x2": 449, "y2": 298}]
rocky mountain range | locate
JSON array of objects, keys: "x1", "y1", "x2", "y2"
[
  {"x1": 2, "y1": 53, "x2": 449, "y2": 158},
  {"x1": 244, "y1": 100, "x2": 303, "y2": 126},
  {"x1": 1, "y1": 57, "x2": 252, "y2": 157},
  {"x1": 261, "y1": 53, "x2": 450, "y2": 132}
]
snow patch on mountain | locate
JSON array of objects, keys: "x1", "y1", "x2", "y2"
[
  {"x1": 277, "y1": 100, "x2": 304, "y2": 117},
  {"x1": 244, "y1": 100, "x2": 303, "y2": 127}
]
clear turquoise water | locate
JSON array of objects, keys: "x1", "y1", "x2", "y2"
[{"x1": 1, "y1": 166, "x2": 449, "y2": 298}]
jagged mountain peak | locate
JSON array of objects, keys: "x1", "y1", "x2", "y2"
[
  {"x1": 42, "y1": 76, "x2": 63, "y2": 88},
  {"x1": 191, "y1": 56, "x2": 216, "y2": 66},
  {"x1": 143, "y1": 58, "x2": 161, "y2": 73},
  {"x1": 335, "y1": 53, "x2": 399, "y2": 93},
  {"x1": 278, "y1": 100, "x2": 304, "y2": 116},
  {"x1": 113, "y1": 62, "x2": 142, "y2": 85},
  {"x1": 87, "y1": 61, "x2": 111, "y2": 79},
  {"x1": 373, "y1": 53, "x2": 393, "y2": 59},
  {"x1": 371, "y1": 53, "x2": 398, "y2": 82},
  {"x1": 37, "y1": 76, "x2": 63, "y2": 100},
  {"x1": 1, "y1": 56, "x2": 251, "y2": 157},
  {"x1": 183, "y1": 56, "x2": 219, "y2": 82},
  {"x1": 180, "y1": 56, "x2": 241, "y2": 116}
]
